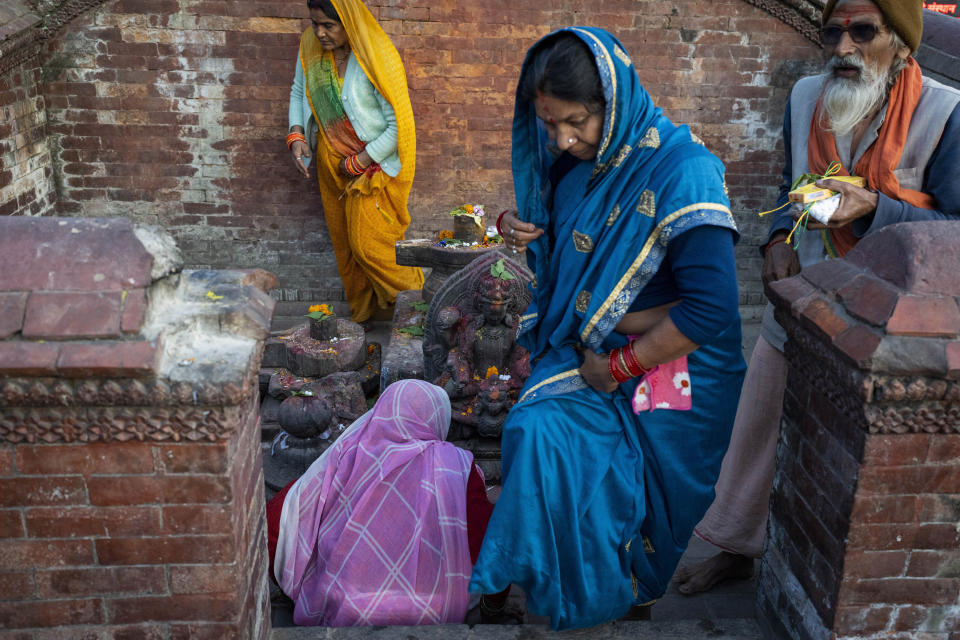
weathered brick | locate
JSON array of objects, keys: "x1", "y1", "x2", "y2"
[
  {"x1": 107, "y1": 594, "x2": 239, "y2": 624},
  {"x1": 0, "y1": 476, "x2": 88, "y2": 507},
  {"x1": 0, "y1": 341, "x2": 60, "y2": 375},
  {"x1": 120, "y1": 288, "x2": 148, "y2": 333},
  {"x1": 887, "y1": 295, "x2": 960, "y2": 338},
  {"x1": 169, "y1": 564, "x2": 240, "y2": 594},
  {"x1": 0, "y1": 509, "x2": 24, "y2": 538},
  {"x1": 833, "y1": 325, "x2": 883, "y2": 367},
  {"x1": 927, "y1": 434, "x2": 960, "y2": 464},
  {"x1": 0, "y1": 571, "x2": 35, "y2": 600},
  {"x1": 87, "y1": 475, "x2": 231, "y2": 506},
  {"x1": 56, "y1": 339, "x2": 159, "y2": 377},
  {"x1": 0, "y1": 598, "x2": 103, "y2": 628},
  {"x1": 906, "y1": 551, "x2": 960, "y2": 578},
  {"x1": 918, "y1": 495, "x2": 960, "y2": 523},
  {"x1": 0, "y1": 539, "x2": 94, "y2": 569},
  {"x1": 25, "y1": 506, "x2": 161, "y2": 538},
  {"x1": 0, "y1": 292, "x2": 28, "y2": 338},
  {"x1": 858, "y1": 465, "x2": 960, "y2": 495},
  {"x1": 35, "y1": 566, "x2": 166, "y2": 598},
  {"x1": 834, "y1": 605, "x2": 894, "y2": 635},
  {"x1": 169, "y1": 622, "x2": 242, "y2": 640},
  {"x1": 838, "y1": 274, "x2": 901, "y2": 327},
  {"x1": 16, "y1": 442, "x2": 155, "y2": 475},
  {"x1": 841, "y1": 550, "x2": 908, "y2": 580},
  {"x1": 162, "y1": 505, "x2": 232, "y2": 534},
  {"x1": 156, "y1": 443, "x2": 229, "y2": 474},
  {"x1": 838, "y1": 577, "x2": 960, "y2": 606},
  {"x1": 97, "y1": 535, "x2": 235, "y2": 565},
  {"x1": 0, "y1": 447, "x2": 13, "y2": 475},
  {"x1": 22, "y1": 291, "x2": 123, "y2": 339},
  {"x1": 863, "y1": 434, "x2": 930, "y2": 467},
  {"x1": 851, "y1": 495, "x2": 918, "y2": 525}
]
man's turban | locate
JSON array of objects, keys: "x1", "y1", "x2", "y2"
[{"x1": 821, "y1": 0, "x2": 923, "y2": 53}]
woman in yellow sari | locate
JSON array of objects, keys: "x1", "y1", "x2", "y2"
[{"x1": 287, "y1": 0, "x2": 423, "y2": 324}]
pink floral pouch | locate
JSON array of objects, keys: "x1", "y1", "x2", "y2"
[{"x1": 630, "y1": 354, "x2": 692, "y2": 413}]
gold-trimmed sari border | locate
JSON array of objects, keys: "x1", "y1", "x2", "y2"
[
  {"x1": 570, "y1": 28, "x2": 616, "y2": 160},
  {"x1": 518, "y1": 368, "x2": 581, "y2": 404},
  {"x1": 579, "y1": 202, "x2": 732, "y2": 342}
]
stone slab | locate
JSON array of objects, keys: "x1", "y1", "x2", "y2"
[
  {"x1": 0, "y1": 217, "x2": 154, "y2": 292},
  {"x1": 22, "y1": 291, "x2": 123, "y2": 339},
  {"x1": 380, "y1": 290, "x2": 425, "y2": 391},
  {"x1": 0, "y1": 292, "x2": 27, "y2": 338}
]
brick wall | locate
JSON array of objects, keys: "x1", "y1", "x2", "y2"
[
  {"x1": 759, "y1": 222, "x2": 960, "y2": 640},
  {"x1": 2, "y1": 0, "x2": 824, "y2": 317},
  {"x1": 0, "y1": 59, "x2": 56, "y2": 218},
  {"x1": 0, "y1": 216, "x2": 276, "y2": 637}
]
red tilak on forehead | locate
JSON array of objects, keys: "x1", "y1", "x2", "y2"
[{"x1": 829, "y1": 6, "x2": 880, "y2": 22}]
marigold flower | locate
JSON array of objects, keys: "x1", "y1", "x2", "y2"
[{"x1": 485, "y1": 366, "x2": 499, "y2": 379}]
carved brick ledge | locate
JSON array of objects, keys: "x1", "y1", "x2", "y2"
[{"x1": 742, "y1": 0, "x2": 824, "y2": 43}]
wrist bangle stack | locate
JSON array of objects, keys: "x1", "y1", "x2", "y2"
[
  {"x1": 344, "y1": 154, "x2": 366, "y2": 176},
  {"x1": 286, "y1": 132, "x2": 306, "y2": 150},
  {"x1": 495, "y1": 210, "x2": 507, "y2": 237},
  {"x1": 608, "y1": 342, "x2": 651, "y2": 384}
]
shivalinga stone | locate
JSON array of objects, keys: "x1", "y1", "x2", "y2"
[
  {"x1": 262, "y1": 319, "x2": 364, "y2": 378},
  {"x1": 309, "y1": 314, "x2": 337, "y2": 341},
  {"x1": 277, "y1": 394, "x2": 334, "y2": 439}
]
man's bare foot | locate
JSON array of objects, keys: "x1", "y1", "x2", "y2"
[{"x1": 673, "y1": 552, "x2": 754, "y2": 595}]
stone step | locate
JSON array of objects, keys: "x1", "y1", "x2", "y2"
[{"x1": 271, "y1": 618, "x2": 764, "y2": 639}]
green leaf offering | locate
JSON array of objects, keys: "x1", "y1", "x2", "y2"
[
  {"x1": 398, "y1": 325, "x2": 425, "y2": 336},
  {"x1": 411, "y1": 301, "x2": 430, "y2": 312},
  {"x1": 490, "y1": 258, "x2": 516, "y2": 281}
]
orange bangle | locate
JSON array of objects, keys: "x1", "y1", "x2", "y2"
[{"x1": 286, "y1": 132, "x2": 306, "y2": 150}]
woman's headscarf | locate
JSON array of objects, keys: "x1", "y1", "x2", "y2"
[
  {"x1": 274, "y1": 379, "x2": 474, "y2": 626},
  {"x1": 512, "y1": 27, "x2": 738, "y2": 402}
]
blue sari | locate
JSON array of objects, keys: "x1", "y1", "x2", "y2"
[{"x1": 469, "y1": 27, "x2": 746, "y2": 629}]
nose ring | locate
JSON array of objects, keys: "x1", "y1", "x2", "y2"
[{"x1": 568, "y1": 137, "x2": 576, "y2": 144}]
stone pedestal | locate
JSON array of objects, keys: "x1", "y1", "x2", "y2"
[
  {"x1": 758, "y1": 222, "x2": 960, "y2": 640},
  {"x1": 395, "y1": 239, "x2": 505, "y2": 303},
  {"x1": 0, "y1": 217, "x2": 274, "y2": 638}
]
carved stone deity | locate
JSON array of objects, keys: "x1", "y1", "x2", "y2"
[{"x1": 423, "y1": 253, "x2": 532, "y2": 442}]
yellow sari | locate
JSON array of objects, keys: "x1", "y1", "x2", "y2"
[{"x1": 300, "y1": 0, "x2": 423, "y2": 323}]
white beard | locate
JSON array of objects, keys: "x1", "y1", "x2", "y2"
[{"x1": 821, "y1": 55, "x2": 890, "y2": 137}]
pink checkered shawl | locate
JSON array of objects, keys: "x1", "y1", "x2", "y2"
[{"x1": 274, "y1": 379, "x2": 474, "y2": 626}]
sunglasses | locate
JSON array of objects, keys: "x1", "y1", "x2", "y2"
[{"x1": 820, "y1": 23, "x2": 885, "y2": 46}]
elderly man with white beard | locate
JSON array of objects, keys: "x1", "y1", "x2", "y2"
[{"x1": 674, "y1": 0, "x2": 960, "y2": 595}]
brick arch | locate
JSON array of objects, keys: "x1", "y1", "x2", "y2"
[{"x1": 741, "y1": 0, "x2": 825, "y2": 43}]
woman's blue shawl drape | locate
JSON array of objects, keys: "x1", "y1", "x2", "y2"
[
  {"x1": 513, "y1": 26, "x2": 738, "y2": 402},
  {"x1": 469, "y1": 27, "x2": 745, "y2": 631}
]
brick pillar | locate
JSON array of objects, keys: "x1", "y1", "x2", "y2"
[
  {"x1": 758, "y1": 221, "x2": 960, "y2": 640},
  {"x1": 0, "y1": 217, "x2": 276, "y2": 638}
]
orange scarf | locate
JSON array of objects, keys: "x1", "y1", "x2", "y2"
[{"x1": 808, "y1": 57, "x2": 934, "y2": 256}]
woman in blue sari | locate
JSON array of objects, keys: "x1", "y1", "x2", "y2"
[{"x1": 469, "y1": 28, "x2": 746, "y2": 629}]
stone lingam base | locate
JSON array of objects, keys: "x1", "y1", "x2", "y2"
[{"x1": 262, "y1": 318, "x2": 365, "y2": 377}]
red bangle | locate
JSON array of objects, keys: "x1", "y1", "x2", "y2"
[
  {"x1": 496, "y1": 210, "x2": 507, "y2": 237},
  {"x1": 622, "y1": 342, "x2": 651, "y2": 378},
  {"x1": 608, "y1": 348, "x2": 633, "y2": 384}
]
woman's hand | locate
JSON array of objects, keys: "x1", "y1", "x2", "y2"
[
  {"x1": 580, "y1": 349, "x2": 618, "y2": 393},
  {"x1": 499, "y1": 209, "x2": 545, "y2": 254},
  {"x1": 291, "y1": 140, "x2": 311, "y2": 178},
  {"x1": 339, "y1": 149, "x2": 373, "y2": 178}
]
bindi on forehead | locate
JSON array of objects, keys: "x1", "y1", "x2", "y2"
[{"x1": 828, "y1": 4, "x2": 882, "y2": 24}]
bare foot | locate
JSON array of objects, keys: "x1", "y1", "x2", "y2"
[{"x1": 673, "y1": 552, "x2": 753, "y2": 595}]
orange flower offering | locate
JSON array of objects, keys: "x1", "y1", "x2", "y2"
[
  {"x1": 438, "y1": 229, "x2": 454, "y2": 241},
  {"x1": 485, "y1": 366, "x2": 499, "y2": 379},
  {"x1": 305, "y1": 303, "x2": 334, "y2": 319}
]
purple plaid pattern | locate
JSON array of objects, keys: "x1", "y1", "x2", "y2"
[{"x1": 276, "y1": 380, "x2": 473, "y2": 626}]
